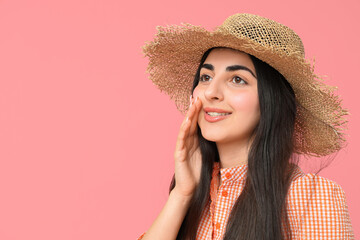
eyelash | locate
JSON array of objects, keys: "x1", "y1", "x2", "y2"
[{"x1": 199, "y1": 74, "x2": 247, "y2": 85}]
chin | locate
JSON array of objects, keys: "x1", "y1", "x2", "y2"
[
  {"x1": 199, "y1": 124, "x2": 253, "y2": 144},
  {"x1": 199, "y1": 128, "x2": 227, "y2": 143}
]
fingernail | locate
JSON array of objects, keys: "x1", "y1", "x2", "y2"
[{"x1": 186, "y1": 116, "x2": 189, "y2": 122}]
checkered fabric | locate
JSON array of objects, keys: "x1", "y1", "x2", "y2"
[{"x1": 137, "y1": 162, "x2": 354, "y2": 239}]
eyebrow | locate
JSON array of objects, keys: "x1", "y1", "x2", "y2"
[{"x1": 201, "y1": 63, "x2": 257, "y2": 78}]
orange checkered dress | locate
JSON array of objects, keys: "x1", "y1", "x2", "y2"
[{"x1": 137, "y1": 162, "x2": 354, "y2": 239}]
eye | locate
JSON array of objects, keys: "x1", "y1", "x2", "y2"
[
  {"x1": 232, "y1": 76, "x2": 247, "y2": 85},
  {"x1": 199, "y1": 74, "x2": 212, "y2": 82}
]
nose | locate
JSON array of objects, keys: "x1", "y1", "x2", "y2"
[{"x1": 204, "y1": 76, "x2": 224, "y2": 102}]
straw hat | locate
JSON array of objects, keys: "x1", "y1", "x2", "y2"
[{"x1": 142, "y1": 13, "x2": 348, "y2": 157}]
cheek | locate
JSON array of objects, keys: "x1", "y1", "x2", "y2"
[
  {"x1": 192, "y1": 87, "x2": 201, "y2": 99},
  {"x1": 230, "y1": 92, "x2": 259, "y2": 113}
]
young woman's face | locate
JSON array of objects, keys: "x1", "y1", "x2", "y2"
[{"x1": 193, "y1": 48, "x2": 260, "y2": 144}]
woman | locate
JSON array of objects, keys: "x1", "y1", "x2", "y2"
[{"x1": 137, "y1": 14, "x2": 354, "y2": 239}]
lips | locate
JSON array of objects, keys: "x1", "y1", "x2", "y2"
[
  {"x1": 204, "y1": 107, "x2": 232, "y2": 114},
  {"x1": 203, "y1": 107, "x2": 232, "y2": 123}
]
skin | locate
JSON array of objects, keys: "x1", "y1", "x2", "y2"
[
  {"x1": 141, "y1": 48, "x2": 260, "y2": 240},
  {"x1": 174, "y1": 47, "x2": 260, "y2": 196},
  {"x1": 193, "y1": 48, "x2": 260, "y2": 169}
]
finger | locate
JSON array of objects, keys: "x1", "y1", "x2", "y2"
[
  {"x1": 183, "y1": 111, "x2": 197, "y2": 142},
  {"x1": 176, "y1": 97, "x2": 195, "y2": 151},
  {"x1": 187, "y1": 97, "x2": 197, "y2": 120},
  {"x1": 175, "y1": 117, "x2": 194, "y2": 163},
  {"x1": 175, "y1": 121, "x2": 190, "y2": 151},
  {"x1": 180, "y1": 97, "x2": 197, "y2": 139},
  {"x1": 178, "y1": 96, "x2": 194, "y2": 130},
  {"x1": 185, "y1": 98, "x2": 199, "y2": 148},
  {"x1": 189, "y1": 97, "x2": 202, "y2": 135}
]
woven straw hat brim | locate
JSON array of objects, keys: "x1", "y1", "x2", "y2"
[{"x1": 142, "y1": 23, "x2": 348, "y2": 157}]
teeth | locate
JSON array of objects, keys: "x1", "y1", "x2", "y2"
[{"x1": 207, "y1": 112, "x2": 231, "y2": 116}]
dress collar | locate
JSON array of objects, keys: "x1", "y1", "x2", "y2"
[
  {"x1": 212, "y1": 161, "x2": 304, "y2": 185},
  {"x1": 212, "y1": 161, "x2": 248, "y2": 185}
]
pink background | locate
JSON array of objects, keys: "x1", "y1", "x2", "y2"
[{"x1": 0, "y1": 0, "x2": 359, "y2": 239}]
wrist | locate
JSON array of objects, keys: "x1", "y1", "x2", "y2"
[{"x1": 170, "y1": 188, "x2": 194, "y2": 203}]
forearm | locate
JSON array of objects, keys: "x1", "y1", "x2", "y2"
[{"x1": 141, "y1": 189, "x2": 192, "y2": 240}]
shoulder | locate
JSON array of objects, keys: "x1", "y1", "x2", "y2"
[
  {"x1": 288, "y1": 164, "x2": 346, "y2": 201},
  {"x1": 286, "y1": 164, "x2": 354, "y2": 239},
  {"x1": 287, "y1": 164, "x2": 348, "y2": 211}
]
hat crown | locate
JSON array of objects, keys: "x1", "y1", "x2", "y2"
[{"x1": 216, "y1": 13, "x2": 305, "y2": 57}]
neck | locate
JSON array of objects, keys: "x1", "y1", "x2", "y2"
[{"x1": 216, "y1": 138, "x2": 252, "y2": 168}]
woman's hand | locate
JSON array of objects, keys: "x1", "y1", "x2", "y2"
[{"x1": 173, "y1": 95, "x2": 203, "y2": 198}]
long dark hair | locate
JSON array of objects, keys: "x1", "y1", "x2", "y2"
[{"x1": 169, "y1": 47, "x2": 297, "y2": 240}]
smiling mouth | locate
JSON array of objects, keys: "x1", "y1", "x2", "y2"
[
  {"x1": 206, "y1": 112, "x2": 231, "y2": 116},
  {"x1": 204, "y1": 111, "x2": 232, "y2": 123}
]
